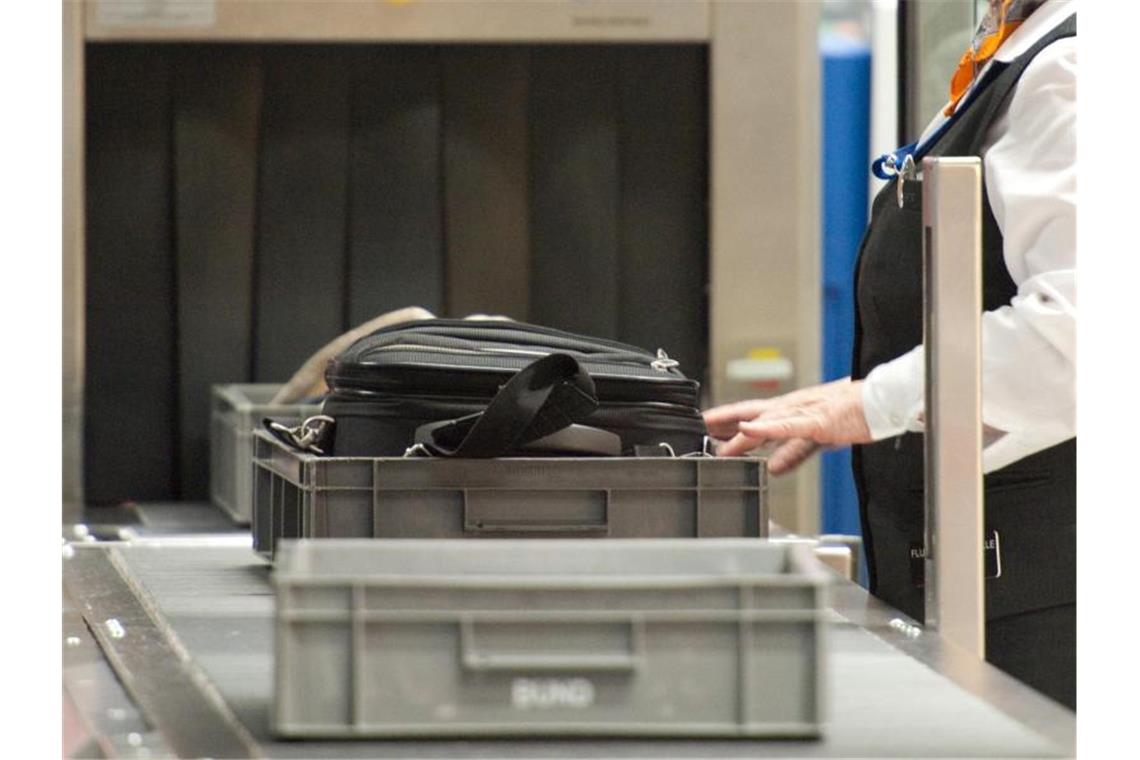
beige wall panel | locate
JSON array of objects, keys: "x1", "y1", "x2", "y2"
[
  {"x1": 87, "y1": 0, "x2": 710, "y2": 42},
  {"x1": 63, "y1": 0, "x2": 85, "y2": 519},
  {"x1": 710, "y1": 0, "x2": 820, "y2": 533}
]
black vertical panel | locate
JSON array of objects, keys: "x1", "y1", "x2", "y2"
[
  {"x1": 254, "y1": 47, "x2": 351, "y2": 381},
  {"x1": 172, "y1": 47, "x2": 263, "y2": 499},
  {"x1": 529, "y1": 47, "x2": 621, "y2": 338},
  {"x1": 442, "y1": 47, "x2": 530, "y2": 321},
  {"x1": 618, "y1": 47, "x2": 709, "y2": 384},
  {"x1": 347, "y1": 47, "x2": 444, "y2": 324},
  {"x1": 85, "y1": 46, "x2": 178, "y2": 503}
]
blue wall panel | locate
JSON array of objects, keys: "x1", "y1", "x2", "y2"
[{"x1": 820, "y1": 35, "x2": 871, "y2": 538}]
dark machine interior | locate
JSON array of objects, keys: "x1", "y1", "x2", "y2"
[{"x1": 84, "y1": 43, "x2": 709, "y2": 503}]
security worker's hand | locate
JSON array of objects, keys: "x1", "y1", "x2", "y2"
[{"x1": 702, "y1": 378, "x2": 872, "y2": 475}]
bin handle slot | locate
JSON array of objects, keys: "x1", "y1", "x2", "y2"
[
  {"x1": 462, "y1": 490, "x2": 610, "y2": 535},
  {"x1": 459, "y1": 616, "x2": 643, "y2": 672}
]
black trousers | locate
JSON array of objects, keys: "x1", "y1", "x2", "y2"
[{"x1": 986, "y1": 603, "x2": 1076, "y2": 710}]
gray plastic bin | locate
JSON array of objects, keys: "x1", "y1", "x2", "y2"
[
  {"x1": 210, "y1": 384, "x2": 322, "y2": 524},
  {"x1": 252, "y1": 429, "x2": 768, "y2": 559},
  {"x1": 273, "y1": 538, "x2": 828, "y2": 738}
]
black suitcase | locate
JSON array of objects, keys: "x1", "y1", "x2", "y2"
[{"x1": 310, "y1": 319, "x2": 707, "y2": 457}]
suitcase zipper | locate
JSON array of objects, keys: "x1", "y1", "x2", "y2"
[
  {"x1": 347, "y1": 320, "x2": 677, "y2": 370},
  {"x1": 326, "y1": 386, "x2": 703, "y2": 416},
  {"x1": 651, "y1": 349, "x2": 680, "y2": 372},
  {"x1": 361, "y1": 342, "x2": 677, "y2": 372},
  {"x1": 364, "y1": 343, "x2": 549, "y2": 359},
  {"x1": 359, "y1": 318, "x2": 656, "y2": 357},
  {"x1": 329, "y1": 363, "x2": 697, "y2": 402},
  {"x1": 355, "y1": 339, "x2": 674, "y2": 376}
]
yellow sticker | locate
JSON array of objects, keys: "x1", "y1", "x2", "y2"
[{"x1": 746, "y1": 347, "x2": 782, "y2": 361}]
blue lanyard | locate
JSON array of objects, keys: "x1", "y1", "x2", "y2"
[
  {"x1": 871, "y1": 61, "x2": 1009, "y2": 181},
  {"x1": 871, "y1": 141, "x2": 920, "y2": 181}
]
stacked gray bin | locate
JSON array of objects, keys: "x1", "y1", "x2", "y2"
[
  {"x1": 273, "y1": 538, "x2": 828, "y2": 738},
  {"x1": 252, "y1": 429, "x2": 768, "y2": 559},
  {"x1": 210, "y1": 384, "x2": 321, "y2": 524}
]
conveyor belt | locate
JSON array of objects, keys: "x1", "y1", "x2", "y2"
[{"x1": 63, "y1": 537, "x2": 1075, "y2": 758}]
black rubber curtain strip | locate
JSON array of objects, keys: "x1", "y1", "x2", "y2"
[
  {"x1": 172, "y1": 47, "x2": 263, "y2": 499},
  {"x1": 617, "y1": 46, "x2": 709, "y2": 386},
  {"x1": 347, "y1": 47, "x2": 444, "y2": 325},
  {"x1": 85, "y1": 46, "x2": 180, "y2": 503},
  {"x1": 254, "y1": 47, "x2": 351, "y2": 382},
  {"x1": 80, "y1": 43, "x2": 710, "y2": 502},
  {"x1": 529, "y1": 46, "x2": 621, "y2": 339},
  {"x1": 442, "y1": 47, "x2": 531, "y2": 321}
]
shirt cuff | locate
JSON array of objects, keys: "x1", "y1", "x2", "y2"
[{"x1": 860, "y1": 346, "x2": 926, "y2": 440}]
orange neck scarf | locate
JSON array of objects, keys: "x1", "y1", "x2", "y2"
[{"x1": 944, "y1": 0, "x2": 1046, "y2": 116}]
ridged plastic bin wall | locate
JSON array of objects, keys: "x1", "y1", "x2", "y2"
[
  {"x1": 210, "y1": 384, "x2": 321, "y2": 524},
  {"x1": 273, "y1": 538, "x2": 828, "y2": 738},
  {"x1": 252, "y1": 429, "x2": 768, "y2": 559}
]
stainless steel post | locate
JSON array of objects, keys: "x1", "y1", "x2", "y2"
[{"x1": 922, "y1": 157, "x2": 985, "y2": 658}]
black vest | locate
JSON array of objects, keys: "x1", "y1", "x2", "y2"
[{"x1": 852, "y1": 15, "x2": 1076, "y2": 623}]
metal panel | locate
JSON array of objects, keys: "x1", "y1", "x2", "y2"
[
  {"x1": 709, "y1": 0, "x2": 821, "y2": 532},
  {"x1": 86, "y1": 0, "x2": 711, "y2": 42},
  {"x1": 62, "y1": 545, "x2": 260, "y2": 758},
  {"x1": 63, "y1": 587, "x2": 169, "y2": 758},
  {"x1": 922, "y1": 157, "x2": 985, "y2": 658}
]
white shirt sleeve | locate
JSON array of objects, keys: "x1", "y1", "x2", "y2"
[{"x1": 861, "y1": 38, "x2": 1077, "y2": 473}]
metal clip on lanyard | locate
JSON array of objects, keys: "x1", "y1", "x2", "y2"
[
  {"x1": 896, "y1": 154, "x2": 917, "y2": 208},
  {"x1": 871, "y1": 60, "x2": 1009, "y2": 208},
  {"x1": 873, "y1": 145, "x2": 919, "y2": 209}
]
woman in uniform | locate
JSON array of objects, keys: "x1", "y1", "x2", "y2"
[{"x1": 703, "y1": 0, "x2": 1077, "y2": 709}]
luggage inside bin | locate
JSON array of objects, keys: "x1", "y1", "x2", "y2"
[{"x1": 320, "y1": 319, "x2": 708, "y2": 457}]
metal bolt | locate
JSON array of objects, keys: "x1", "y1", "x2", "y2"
[
  {"x1": 66, "y1": 636, "x2": 81, "y2": 648},
  {"x1": 62, "y1": 544, "x2": 76, "y2": 560},
  {"x1": 105, "y1": 618, "x2": 126, "y2": 639},
  {"x1": 127, "y1": 732, "x2": 142, "y2": 747},
  {"x1": 73, "y1": 524, "x2": 89, "y2": 539},
  {"x1": 888, "y1": 617, "x2": 922, "y2": 638}
]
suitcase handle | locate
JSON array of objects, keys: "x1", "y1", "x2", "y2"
[
  {"x1": 458, "y1": 616, "x2": 645, "y2": 673},
  {"x1": 414, "y1": 353, "x2": 598, "y2": 458}
]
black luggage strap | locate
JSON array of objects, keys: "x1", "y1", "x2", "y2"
[{"x1": 412, "y1": 352, "x2": 598, "y2": 458}]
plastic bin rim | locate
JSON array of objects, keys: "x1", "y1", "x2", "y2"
[
  {"x1": 252, "y1": 427, "x2": 767, "y2": 465},
  {"x1": 272, "y1": 573, "x2": 828, "y2": 589}
]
